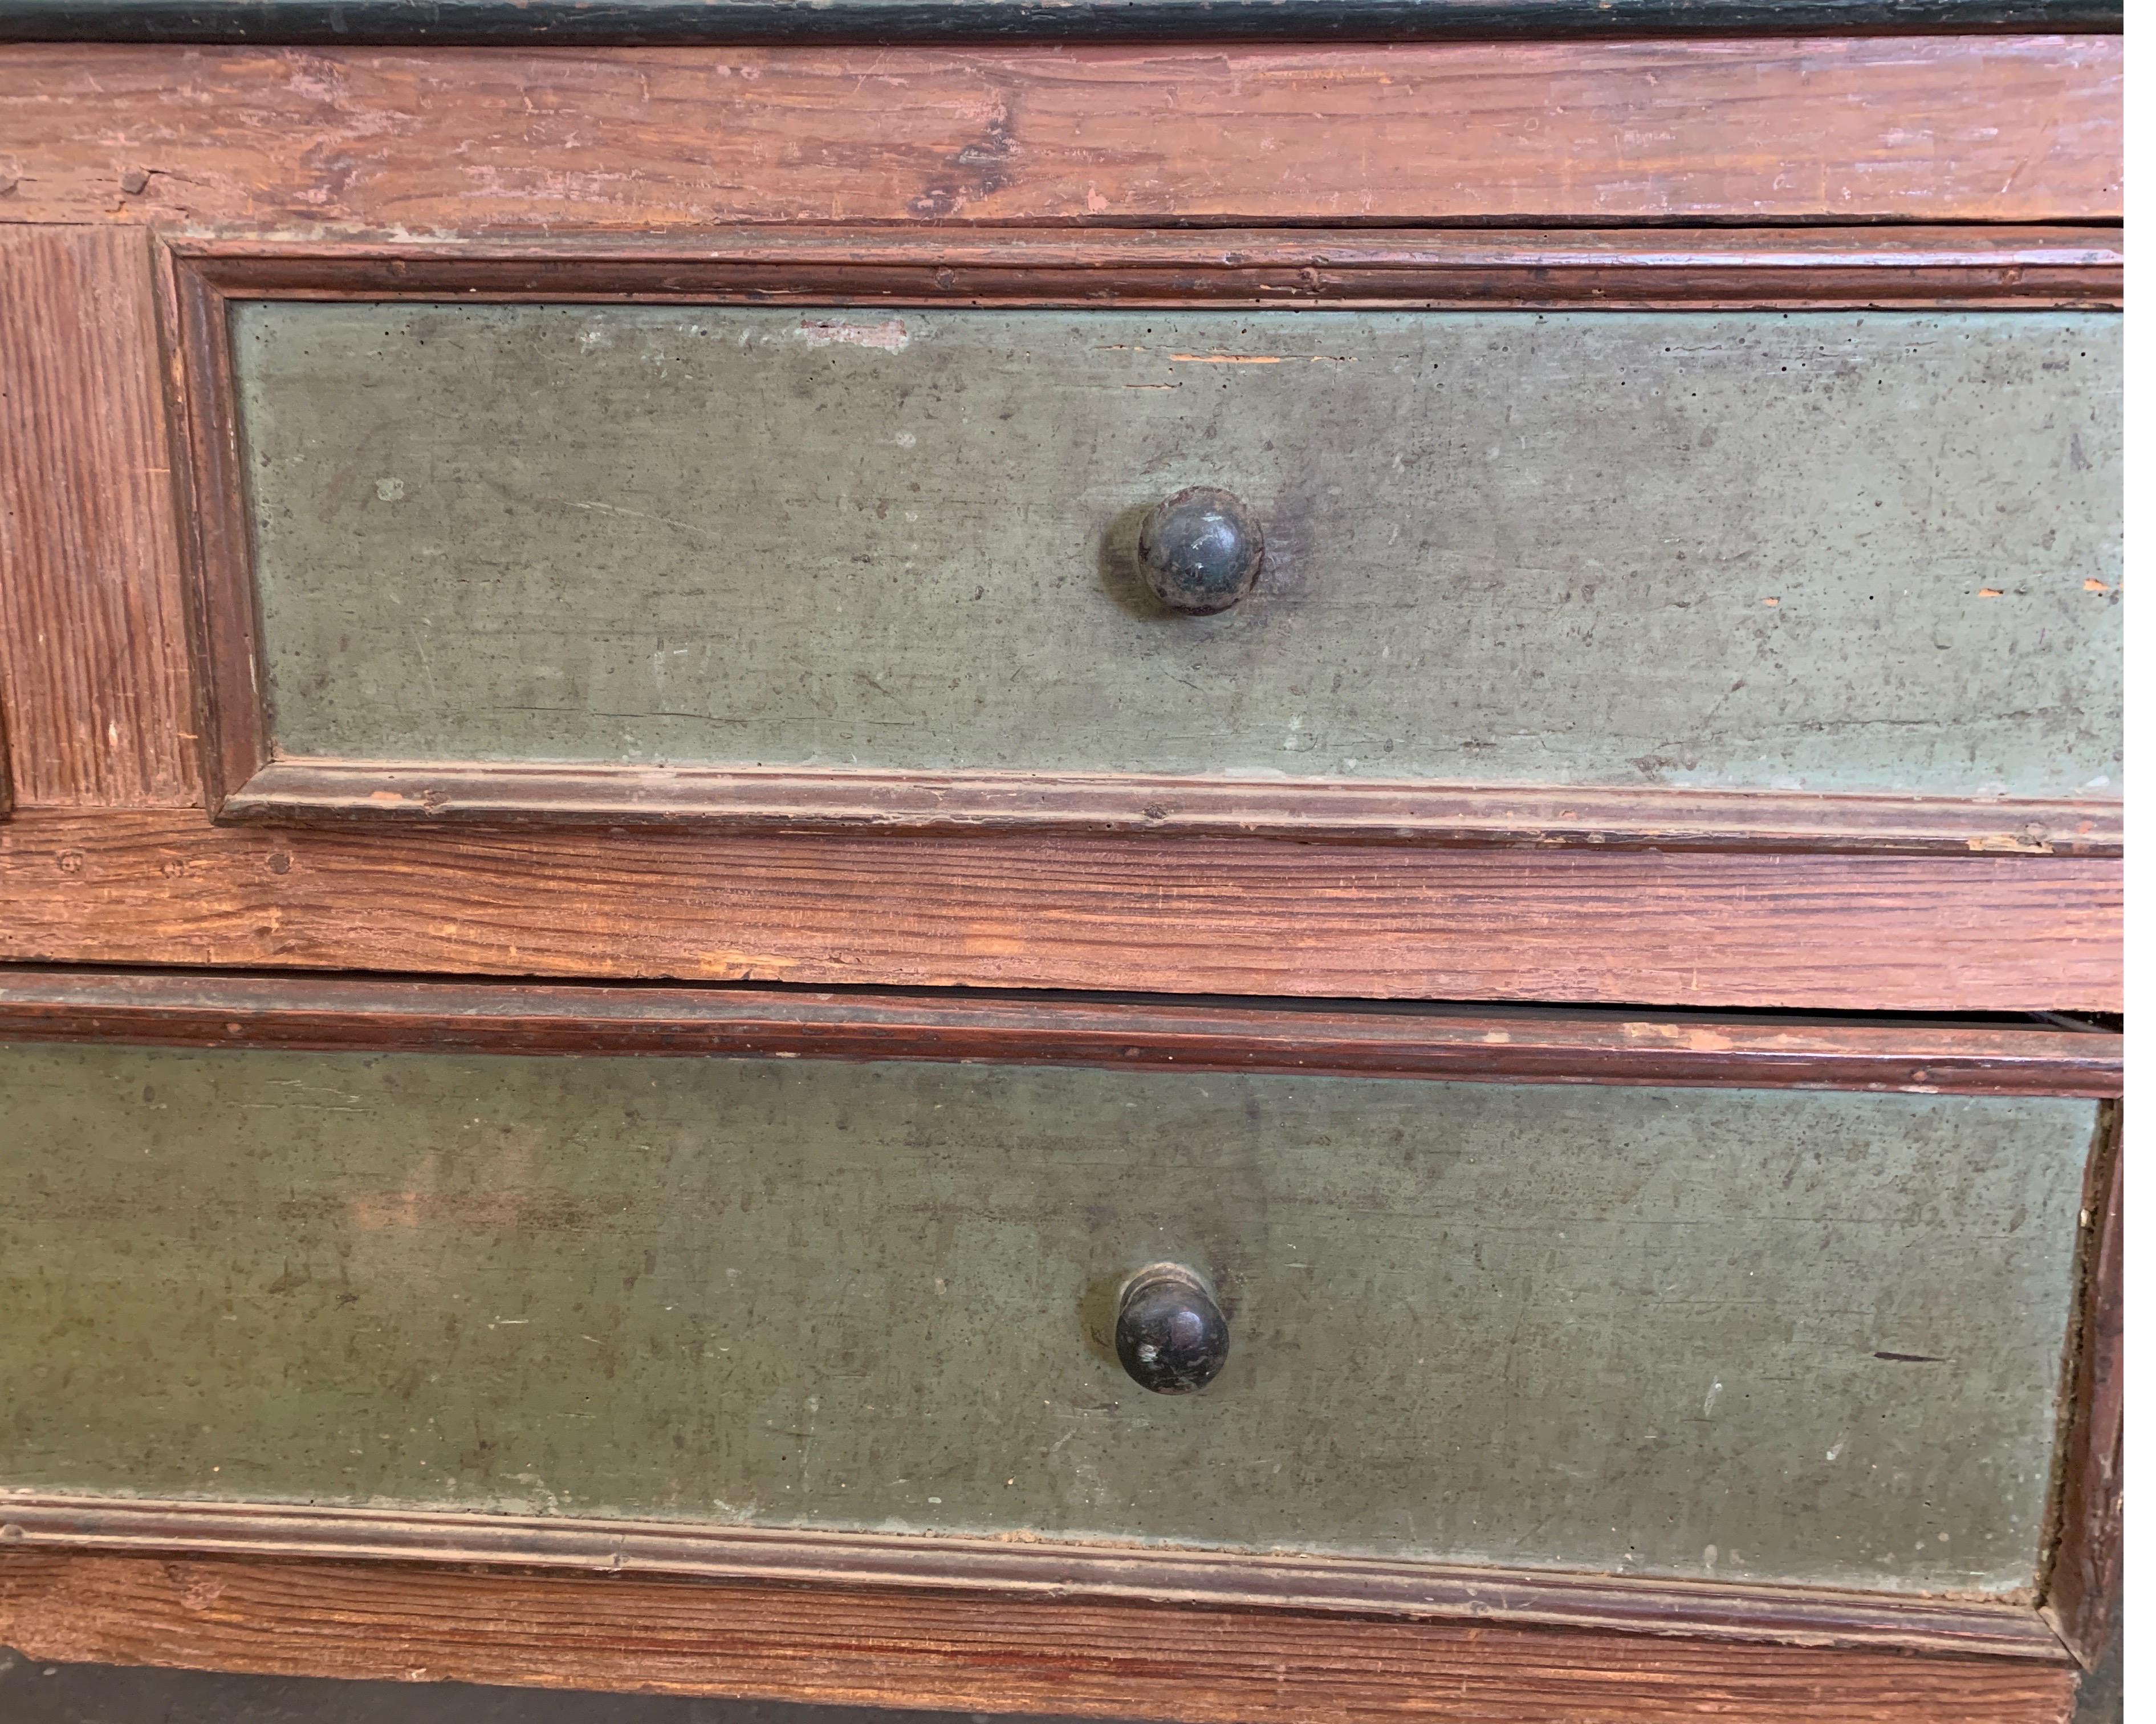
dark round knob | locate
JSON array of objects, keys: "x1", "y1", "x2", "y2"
[
  {"x1": 1136, "y1": 487, "x2": 1264, "y2": 615},
  {"x1": 1114, "y1": 1264, "x2": 1229, "y2": 1394}
]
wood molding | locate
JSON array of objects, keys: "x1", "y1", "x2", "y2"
[
  {"x1": 170, "y1": 234, "x2": 2123, "y2": 857},
  {"x1": 0, "y1": 38, "x2": 2122, "y2": 230},
  {"x1": 173, "y1": 227, "x2": 2127, "y2": 308},
  {"x1": 2041, "y1": 1103, "x2": 2122, "y2": 1665},
  {"x1": 0, "y1": 226, "x2": 200, "y2": 810},
  {"x1": 0, "y1": 1493, "x2": 2071, "y2": 1661},
  {"x1": 223, "y1": 757, "x2": 2126, "y2": 856},
  {"x1": 0, "y1": 0, "x2": 2123, "y2": 47},
  {"x1": 169, "y1": 240, "x2": 261, "y2": 816},
  {"x1": 0, "y1": 809, "x2": 2123, "y2": 1010},
  {"x1": 0, "y1": 1546, "x2": 2080, "y2": 1723},
  {"x1": 0, "y1": 967, "x2": 2123, "y2": 1095}
]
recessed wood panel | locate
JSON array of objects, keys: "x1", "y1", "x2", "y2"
[{"x1": 0, "y1": 1039, "x2": 2096, "y2": 1591}]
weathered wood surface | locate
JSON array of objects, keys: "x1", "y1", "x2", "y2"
[
  {"x1": 229, "y1": 303, "x2": 2122, "y2": 805},
  {"x1": 219, "y1": 763, "x2": 2135, "y2": 854},
  {"x1": 0, "y1": 1040, "x2": 2096, "y2": 1588},
  {"x1": 2043, "y1": 1106, "x2": 2121, "y2": 1666},
  {"x1": 0, "y1": 1551, "x2": 2082, "y2": 1723},
  {"x1": 0, "y1": 967, "x2": 2124, "y2": 1095},
  {"x1": 0, "y1": 38, "x2": 2123, "y2": 230},
  {"x1": 0, "y1": 810, "x2": 2126, "y2": 1009},
  {"x1": 0, "y1": 0, "x2": 2123, "y2": 46},
  {"x1": 0, "y1": 226, "x2": 198, "y2": 808},
  {"x1": 0, "y1": 1493, "x2": 2073, "y2": 1657},
  {"x1": 173, "y1": 226, "x2": 2135, "y2": 308},
  {"x1": 214, "y1": 762, "x2": 2129, "y2": 854}
]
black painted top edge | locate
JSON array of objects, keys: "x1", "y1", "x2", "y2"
[{"x1": 0, "y1": 0, "x2": 2122, "y2": 46}]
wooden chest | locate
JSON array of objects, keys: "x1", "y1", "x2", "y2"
[{"x1": 0, "y1": 3, "x2": 2121, "y2": 1719}]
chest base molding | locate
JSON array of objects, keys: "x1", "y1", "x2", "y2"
[{"x1": 0, "y1": 1496, "x2": 2081, "y2": 1723}]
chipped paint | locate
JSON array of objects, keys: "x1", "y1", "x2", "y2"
[{"x1": 795, "y1": 318, "x2": 910, "y2": 352}]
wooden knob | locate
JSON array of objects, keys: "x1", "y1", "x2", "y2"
[
  {"x1": 1136, "y1": 487, "x2": 1264, "y2": 615},
  {"x1": 1115, "y1": 1264, "x2": 1229, "y2": 1394}
]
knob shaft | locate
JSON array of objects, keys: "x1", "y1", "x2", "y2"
[
  {"x1": 1136, "y1": 487, "x2": 1264, "y2": 615},
  {"x1": 1115, "y1": 1264, "x2": 1230, "y2": 1394}
]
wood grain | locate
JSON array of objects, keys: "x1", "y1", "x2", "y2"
[
  {"x1": 0, "y1": 37, "x2": 2122, "y2": 231},
  {"x1": 2043, "y1": 1105, "x2": 2122, "y2": 1666},
  {"x1": 0, "y1": 809, "x2": 2122, "y2": 1010},
  {"x1": 0, "y1": 1551, "x2": 2081, "y2": 1722},
  {"x1": 224, "y1": 760, "x2": 2127, "y2": 856},
  {"x1": 0, "y1": 1494, "x2": 2072, "y2": 1660},
  {"x1": 176, "y1": 226, "x2": 2129, "y2": 307},
  {"x1": 0, "y1": 226, "x2": 198, "y2": 808},
  {"x1": 0, "y1": 966, "x2": 2124, "y2": 1095}
]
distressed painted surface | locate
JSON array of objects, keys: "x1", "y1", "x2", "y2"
[
  {"x1": 0, "y1": 1043, "x2": 2093, "y2": 1592},
  {"x1": 235, "y1": 306, "x2": 2122, "y2": 799}
]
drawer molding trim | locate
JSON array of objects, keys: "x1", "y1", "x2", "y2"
[
  {"x1": 0, "y1": 967, "x2": 2124, "y2": 1096},
  {"x1": 0, "y1": 1492, "x2": 2073, "y2": 1662},
  {"x1": 170, "y1": 228, "x2": 2127, "y2": 309},
  {"x1": 2040, "y1": 1101, "x2": 2124, "y2": 1665},
  {"x1": 168, "y1": 233, "x2": 2125, "y2": 858},
  {"x1": 224, "y1": 755, "x2": 2124, "y2": 856}
]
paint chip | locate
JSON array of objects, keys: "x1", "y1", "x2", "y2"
[{"x1": 795, "y1": 318, "x2": 910, "y2": 352}]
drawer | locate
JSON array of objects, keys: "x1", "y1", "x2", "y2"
[
  {"x1": 176, "y1": 247, "x2": 2124, "y2": 850},
  {"x1": 0, "y1": 1006, "x2": 2104, "y2": 1599}
]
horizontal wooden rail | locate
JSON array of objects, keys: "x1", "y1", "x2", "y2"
[
  {"x1": 175, "y1": 226, "x2": 2127, "y2": 310},
  {"x1": 0, "y1": 811, "x2": 2122, "y2": 1010},
  {"x1": 0, "y1": 38, "x2": 2122, "y2": 229},
  {"x1": 0, "y1": 967, "x2": 2122, "y2": 1093}
]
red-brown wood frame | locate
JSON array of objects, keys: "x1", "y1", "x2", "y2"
[
  {"x1": 0, "y1": 965, "x2": 2125, "y2": 1092},
  {"x1": 2043, "y1": 1102, "x2": 2124, "y2": 1666},
  {"x1": 0, "y1": 26, "x2": 2127, "y2": 1718},
  {"x1": 0, "y1": 38, "x2": 2124, "y2": 231},
  {"x1": 168, "y1": 228, "x2": 2125, "y2": 855}
]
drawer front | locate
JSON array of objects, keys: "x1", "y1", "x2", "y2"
[
  {"x1": 228, "y1": 303, "x2": 2120, "y2": 807},
  {"x1": 0, "y1": 1041, "x2": 2093, "y2": 1595}
]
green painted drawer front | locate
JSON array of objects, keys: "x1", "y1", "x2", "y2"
[
  {"x1": 0, "y1": 1043, "x2": 2093, "y2": 1593},
  {"x1": 234, "y1": 305, "x2": 2122, "y2": 800}
]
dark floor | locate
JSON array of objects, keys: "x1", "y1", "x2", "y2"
[
  {"x1": 0, "y1": 1633, "x2": 2120, "y2": 1722},
  {"x1": 2075, "y1": 1615, "x2": 2123, "y2": 1724}
]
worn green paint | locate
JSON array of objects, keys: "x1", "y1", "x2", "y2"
[
  {"x1": 0, "y1": 1043, "x2": 2094, "y2": 1592},
  {"x1": 234, "y1": 304, "x2": 2122, "y2": 799}
]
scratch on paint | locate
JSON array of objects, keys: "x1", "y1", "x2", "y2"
[
  {"x1": 563, "y1": 499, "x2": 723, "y2": 541},
  {"x1": 1167, "y1": 353, "x2": 1356, "y2": 364}
]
